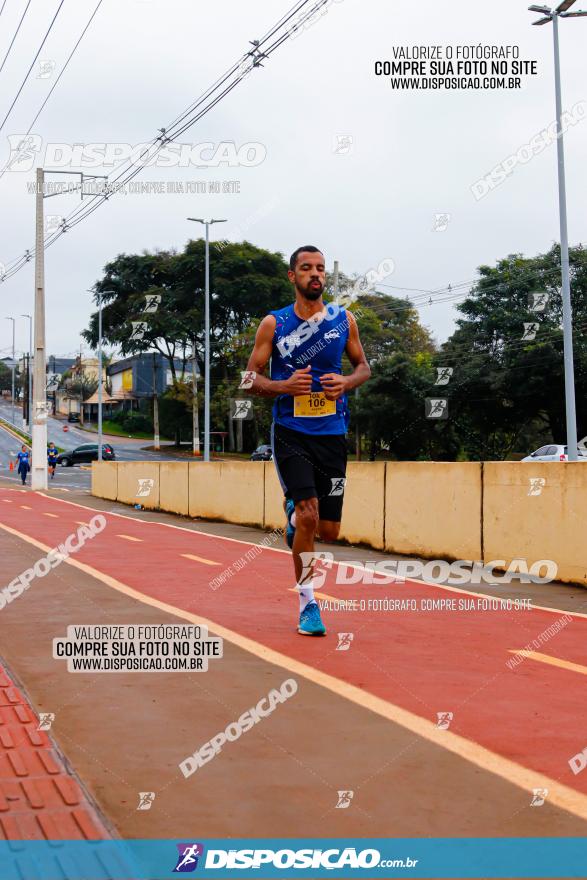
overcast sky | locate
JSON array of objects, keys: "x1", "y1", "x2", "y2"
[{"x1": 0, "y1": 0, "x2": 585, "y2": 360}]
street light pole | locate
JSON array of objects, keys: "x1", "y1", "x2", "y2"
[
  {"x1": 5, "y1": 317, "x2": 15, "y2": 427},
  {"x1": 97, "y1": 292, "x2": 103, "y2": 461},
  {"x1": 31, "y1": 167, "x2": 47, "y2": 490},
  {"x1": 187, "y1": 217, "x2": 226, "y2": 462},
  {"x1": 21, "y1": 314, "x2": 32, "y2": 432},
  {"x1": 529, "y1": 0, "x2": 587, "y2": 460}
]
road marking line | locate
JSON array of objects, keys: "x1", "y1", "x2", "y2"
[
  {"x1": 181, "y1": 553, "x2": 221, "y2": 566},
  {"x1": 509, "y1": 649, "x2": 587, "y2": 676},
  {"x1": 2, "y1": 499, "x2": 12, "y2": 503},
  {"x1": 1, "y1": 518, "x2": 587, "y2": 821},
  {"x1": 116, "y1": 534, "x2": 142, "y2": 542},
  {"x1": 35, "y1": 492, "x2": 587, "y2": 622},
  {"x1": 20, "y1": 505, "x2": 31, "y2": 510},
  {"x1": 42, "y1": 512, "x2": 59, "y2": 518}
]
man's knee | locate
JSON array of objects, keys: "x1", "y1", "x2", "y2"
[
  {"x1": 296, "y1": 498, "x2": 319, "y2": 532},
  {"x1": 318, "y1": 520, "x2": 340, "y2": 543}
]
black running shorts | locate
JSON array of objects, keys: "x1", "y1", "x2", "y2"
[{"x1": 272, "y1": 422, "x2": 348, "y2": 522}]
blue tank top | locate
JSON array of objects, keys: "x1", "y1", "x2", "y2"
[{"x1": 270, "y1": 301, "x2": 350, "y2": 435}]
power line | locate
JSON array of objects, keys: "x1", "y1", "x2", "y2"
[
  {"x1": 0, "y1": 0, "x2": 66, "y2": 135},
  {"x1": 0, "y1": 0, "x2": 330, "y2": 282},
  {"x1": 0, "y1": 0, "x2": 105, "y2": 183},
  {"x1": 0, "y1": 0, "x2": 32, "y2": 76}
]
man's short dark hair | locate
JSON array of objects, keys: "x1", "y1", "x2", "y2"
[{"x1": 289, "y1": 245, "x2": 323, "y2": 271}]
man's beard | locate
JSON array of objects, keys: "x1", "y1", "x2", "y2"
[{"x1": 298, "y1": 280, "x2": 323, "y2": 300}]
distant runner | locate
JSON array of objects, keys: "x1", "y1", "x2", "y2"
[
  {"x1": 245, "y1": 245, "x2": 371, "y2": 636},
  {"x1": 47, "y1": 442, "x2": 58, "y2": 479},
  {"x1": 16, "y1": 445, "x2": 31, "y2": 486}
]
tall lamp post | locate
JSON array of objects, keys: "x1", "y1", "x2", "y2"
[
  {"x1": 186, "y1": 218, "x2": 226, "y2": 462},
  {"x1": 88, "y1": 288, "x2": 110, "y2": 462},
  {"x1": 5, "y1": 317, "x2": 15, "y2": 427},
  {"x1": 529, "y1": 0, "x2": 587, "y2": 461},
  {"x1": 21, "y1": 314, "x2": 32, "y2": 432}
]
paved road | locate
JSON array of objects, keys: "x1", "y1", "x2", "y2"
[
  {"x1": 1, "y1": 480, "x2": 586, "y2": 843},
  {"x1": 0, "y1": 401, "x2": 189, "y2": 491}
]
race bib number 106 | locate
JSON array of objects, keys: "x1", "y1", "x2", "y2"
[{"x1": 294, "y1": 392, "x2": 336, "y2": 418}]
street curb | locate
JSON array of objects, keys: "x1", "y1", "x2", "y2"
[{"x1": 0, "y1": 416, "x2": 31, "y2": 446}]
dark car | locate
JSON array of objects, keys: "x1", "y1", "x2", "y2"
[
  {"x1": 250, "y1": 444, "x2": 273, "y2": 461},
  {"x1": 67, "y1": 412, "x2": 80, "y2": 423},
  {"x1": 57, "y1": 443, "x2": 115, "y2": 466}
]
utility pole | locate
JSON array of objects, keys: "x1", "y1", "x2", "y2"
[
  {"x1": 192, "y1": 345, "x2": 200, "y2": 456},
  {"x1": 21, "y1": 313, "x2": 32, "y2": 432},
  {"x1": 97, "y1": 293, "x2": 103, "y2": 461},
  {"x1": 187, "y1": 217, "x2": 226, "y2": 461},
  {"x1": 5, "y1": 317, "x2": 15, "y2": 426},
  {"x1": 529, "y1": 0, "x2": 587, "y2": 460},
  {"x1": 31, "y1": 167, "x2": 47, "y2": 489},
  {"x1": 152, "y1": 352, "x2": 160, "y2": 451}
]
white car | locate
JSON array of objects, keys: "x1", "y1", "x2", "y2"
[{"x1": 522, "y1": 444, "x2": 587, "y2": 462}]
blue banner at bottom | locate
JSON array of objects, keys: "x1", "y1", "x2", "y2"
[{"x1": 0, "y1": 838, "x2": 584, "y2": 879}]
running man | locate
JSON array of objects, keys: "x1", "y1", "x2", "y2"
[
  {"x1": 47, "y1": 442, "x2": 58, "y2": 479},
  {"x1": 245, "y1": 245, "x2": 371, "y2": 635},
  {"x1": 16, "y1": 445, "x2": 31, "y2": 486}
]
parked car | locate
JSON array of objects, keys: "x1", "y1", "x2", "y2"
[
  {"x1": 250, "y1": 444, "x2": 273, "y2": 461},
  {"x1": 521, "y1": 444, "x2": 587, "y2": 462},
  {"x1": 58, "y1": 444, "x2": 115, "y2": 466},
  {"x1": 67, "y1": 412, "x2": 80, "y2": 423}
]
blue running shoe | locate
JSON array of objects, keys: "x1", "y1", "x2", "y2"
[
  {"x1": 285, "y1": 498, "x2": 296, "y2": 549},
  {"x1": 298, "y1": 601, "x2": 326, "y2": 636}
]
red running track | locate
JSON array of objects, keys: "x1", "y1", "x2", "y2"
[{"x1": 0, "y1": 488, "x2": 585, "y2": 798}]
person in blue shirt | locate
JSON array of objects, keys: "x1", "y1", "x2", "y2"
[
  {"x1": 47, "y1": 442, "x2": 58, "y2": 479},
  {"x1": 245, "y1": 246, "x2": 371, "y2": 637},
  {"x1": 16, "y1": 445, "x2": 31, "y2": 486}
]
